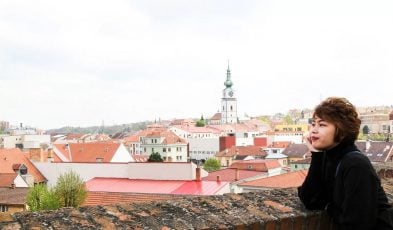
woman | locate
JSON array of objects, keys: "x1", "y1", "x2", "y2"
[{"x1": 298, "y1": 97, "x2": 392, "y2": 229}]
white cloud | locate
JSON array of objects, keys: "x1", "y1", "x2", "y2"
[{"x1": 1, "y1": 0, "x2": 392, "y2": 129}]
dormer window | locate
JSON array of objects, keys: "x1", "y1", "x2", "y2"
[{"x1": 12, "y1": 164, "x2": 27, "y2": 175}]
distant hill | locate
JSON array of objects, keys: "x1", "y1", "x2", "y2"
[{"x1": 46, "y1": 121, "x2": 151, "y2": 136}]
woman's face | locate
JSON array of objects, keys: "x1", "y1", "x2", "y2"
[{"x1": 310, "y1": 116, "x2": 339, "y2": 150}]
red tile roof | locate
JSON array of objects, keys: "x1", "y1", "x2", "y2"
[
  {"x1": 0, "y1": 173, "x2": 17, "y2": 187},
  {"x1": 239, "y1": 170, "x2": 308, "y2": 189},
  {"x1": 54, "y1": 142, "x2": 122, "y2": 163},
  {"x1": 229, "y1": 160, "x2": 281, "y2": 172},
  {"x1": 202, "y1": 168, "x2": 266, "y2": 182},
  {"x1": 145, "y1": 130, "x2": 186, "y2": 144},
  {"x1": 216, "y1": 145, "x2": 267, "y2": 157},
  {"x1": 86, "y1": 178, "x2": 228, "y2": 195},
  {"x1": 0, "y1": 187, "x2": 29, "y2": 205},
  {"x1": 0, "y1": 149, "x2": 46, "y2": 183}
]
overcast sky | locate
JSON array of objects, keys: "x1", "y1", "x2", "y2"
[{"x1": 1, "y1": 0, "x2": 392, "y2": 130}]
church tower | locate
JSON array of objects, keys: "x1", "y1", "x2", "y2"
[{"x1": 221, "y1": 63, "x2": 238, "y2": 124}]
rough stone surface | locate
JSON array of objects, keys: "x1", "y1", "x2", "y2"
[{"x1": 1, "y1": 166, "x2": 392, "y2": 229}]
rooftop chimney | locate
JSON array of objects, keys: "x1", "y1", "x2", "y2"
[
  {"x1": 235, "y1": 168, "x2": 239, "y2": 181},
  {"x1": 196, "y1": 167, "x2": 201, "y2": 181}
]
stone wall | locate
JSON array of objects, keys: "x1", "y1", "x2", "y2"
[{"x1": 1, "y1": 166, "x2": 393, "y2": 229}]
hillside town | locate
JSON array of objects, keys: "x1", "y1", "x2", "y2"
[{"x1": 1, "y1": 66, "x2": 393, "y2": 215}]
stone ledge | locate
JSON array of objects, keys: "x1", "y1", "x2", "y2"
[
  {"x1": 2, "y1": 189, "x2": 333, "y2": 230},
  {"x1": 2, "y1": 166, "x2": 393, "y2": 229}
]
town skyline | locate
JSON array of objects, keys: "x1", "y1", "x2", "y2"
[{"x1": 1, "y1": 0, "x2": 392, "y2": 129}]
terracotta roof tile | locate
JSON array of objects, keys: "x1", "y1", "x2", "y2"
[
  {"x1": 239, "y1": 170, "x2": 308, "y2": 189},
  {"x1": 0, "y1": 149, "x2": 46, "y2": 183},
  {"x1": 54, "y1": 142, "x2": 122, "y2": 163},
  {"x1": 0, "y1": 173, "x2": 17, "y2": 187},
  {"x1": 70, "y1": 142, "x2": 121, "y2": 162},
  {"x1": 229, "y1": 160, "x2": 281, "y2": 172},
  {"x1": 216, "y1": 145, "x2": 267, "y2": 157},
  {"x1": 0, "y1": 187, "x2": 29, "y2": 205}
]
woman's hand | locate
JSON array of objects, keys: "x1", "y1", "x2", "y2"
[{"x1": 304, "y1": 131, "x2": 319, "y2": 152}]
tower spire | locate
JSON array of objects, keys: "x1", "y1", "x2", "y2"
[{"x1": 224, "y1": 60, "x2": 233, "y2": 88}]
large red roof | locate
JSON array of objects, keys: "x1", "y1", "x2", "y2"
[
  {"x1": 202, "y1": 168, "x2": 266, "y2": 182},
  {"x1": 86, "y1": 178, "x2": 228, "y2": 195}
]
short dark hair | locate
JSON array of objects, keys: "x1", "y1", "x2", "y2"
[{"x1": 313, "y1": 97, "x2": 361, "y2": 144}]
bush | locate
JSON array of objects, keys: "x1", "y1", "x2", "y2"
[
  {"x1": 203, "y1": 158, "x2": 221, "y2": 172},
  {"x1": 26, "y1": 184, "x2": 59, "y2": 211},
  {"x1": 55, "y1": 171, "x2": 87, "y2": 208}
]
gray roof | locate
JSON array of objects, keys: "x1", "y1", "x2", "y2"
[{"x1": 282, "y1": 144, "x2": 309, "y2": 158}]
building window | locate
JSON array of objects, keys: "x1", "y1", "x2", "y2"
[
  {"x1": 0, "y1": 205, "x2": 8, "y2": 212},
  {"x1": 230, "y1": 105, "x2": 233, "y2": 111},
  {"x1": 151, "y1": 139, "x2": 154, "y2": 143},
  {"x1": 163, "y1": 148, "x2": 167, "y2": 152},
  {"x1": 152, "y1": 148, "x2": 154, "y2": 153},
  {"x1": 168, "y1": 148, "x2": 171, "y2": 152}
]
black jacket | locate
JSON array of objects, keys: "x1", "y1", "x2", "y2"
[{"x1": 298, "y1": 142, "x2": 391, "y2": 230}]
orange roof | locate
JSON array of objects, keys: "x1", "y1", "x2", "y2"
[
  {"x1": 54, "y1": 142, "x2": 121, "y2": 163},
  {"x1": 239, "y1": 170, "x2": 308, "y2": 189},
  {"x1": 0, "y1": 173, "x2": 18, "y2": 187},
  {"x1": 229, "y1": 160, "x2": 281, "y2": 172},
  {"x1": 53, "y1": 144, "x2": 71, "y2": 161},
  {"x1": 145, "y1": 130, "x2": 186, "y2": 144},
  {"x1": 123, "y1": 135, "x2": 139, "y2": 143},
  {"x1": 216, "y1": 145, "x2": 267, "y2": 157},
  {"x1": 66, "y1": 133, "x2": 85, "y2": 140},
  {"x1": 70, "y1": 142, "x2": 120, "y2": 162},
  {"x1": 0, "y1": 148, "x2": 47, "y2": 183}
]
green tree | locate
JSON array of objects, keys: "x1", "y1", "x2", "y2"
[
  {"x1": 26, "y1": 184, "x2": 59, "y2": 211},
  {"x1": 196, "y1": 115, "x2": 206, "y2": 127},
  {"x1": 283, "y1": 115, "x2": 294, "y2": 124},
  {"x1": 54, "y1": 171, "x2": 87, "y2": 208},
  {"x1": 203, "y1": 158, "x2": 221, "y2": 172},
  {"x1": 148, "y1": 152, "x2": 163, "y2": 162}
]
